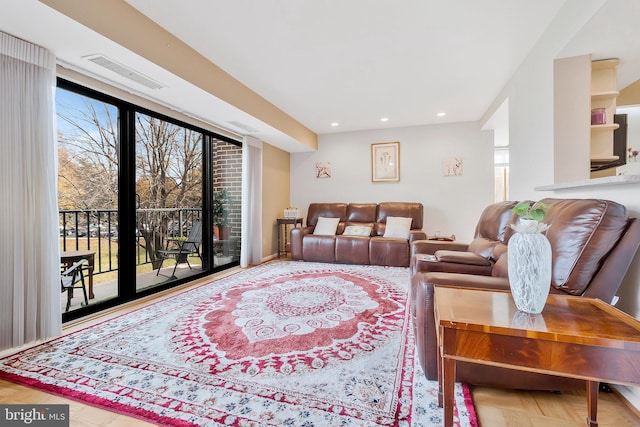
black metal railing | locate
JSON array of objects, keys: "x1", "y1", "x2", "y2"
[{"x1": 59, "y1": 208, "x2": 202, "y2": 276}]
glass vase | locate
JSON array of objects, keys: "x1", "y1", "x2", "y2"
[{"x1": 507, "y1": 219, "x2": 552, "y2": 314}]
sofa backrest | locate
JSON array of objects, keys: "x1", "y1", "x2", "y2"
[
  {"x1": 345, "y1": 203, "x2": 377, "y2": 235},
  {"x1": 375, "y1": 202, "x2": 424, "y2": 236},
  {"x1": 306, "y1": 202, "x2": 423, "y2": 237},
  {"x1": 540, "y1": 198, "x2": 628, "y2": 295},
  {"x1": 469, "y1": 201, "x2": 519, "y2": 260},
  {"x1": 306, "y1": 203, "x2": 348, "y2": 234}
]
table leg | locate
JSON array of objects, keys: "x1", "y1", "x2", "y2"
[
  {"x1": 284, "y1": 223, "x2": 289, "y2": 254},
  {"x1": 586, "y1": 380, "x2": 599, "y2": 427},
  {"x1": 87, "y1": 256, "x2": 95, "y2": 299},
  {"x1": 437, "y1": 336, "x2": 443, "y2": 407},
  {"x1": 443, "y1": 357, "x2": 456, "y2": 427}
]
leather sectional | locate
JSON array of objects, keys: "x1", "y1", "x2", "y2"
[{"x1": 290, "y1": 202, "x2": 426, "y2": 267}]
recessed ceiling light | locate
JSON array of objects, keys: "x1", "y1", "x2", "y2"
[
  {"x1": 380, "y1": 117, "x2": 389, "y2": 122},
  {"x1": 437, "y1": 112, "x2": 446, "y2": 117},
  {"x1": 331, "y1": 122, "x2": 339, "y2": 127}
]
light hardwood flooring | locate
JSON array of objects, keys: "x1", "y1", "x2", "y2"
[
  {"x1": 2, "y1": 266, "x2": 640, "y2": 426},
  {"x1": 2, "y1": 378, "x2": 639, "y2": 426}
]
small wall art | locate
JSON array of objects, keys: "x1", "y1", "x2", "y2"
[
  {"x1": 443, "y1": 157, "x2": 463, "y2": 176},
  {"x1": 371, "y1": 142, "x2": 400, "y2": 182},
  {"x1": 316, "y1": 162, "x2": 331, "y2": 178}
]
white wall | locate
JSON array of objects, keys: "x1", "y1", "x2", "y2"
[
  {"x1": 290, "y1": 122, "x2": 494, "y2": 242},
  {"x1": 490, "y1": 0, "x2": 640, "y2": 406},
  {"x1": 490, "y1": 0, "x2": 640, "y2": 316}
]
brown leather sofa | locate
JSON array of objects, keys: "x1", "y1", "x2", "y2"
[
  {"x1": 290, "y1": 202, "x2": 426, "y2": 267},
  {"x1": 410, "y1": 198, "x2": 640, "y2": 390}
]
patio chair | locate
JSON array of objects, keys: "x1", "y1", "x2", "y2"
[
  {"x1": 61, "y1": 258, "x2": 89, "y2": 312},
  {"x1": 156, "y1": 221, "x2": 203, "y2": 277}
]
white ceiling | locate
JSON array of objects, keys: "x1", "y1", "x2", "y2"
[
  {"x1": 2, "y1": 1, "x2": 640, "y2": 151},
  {"x1": 124, "y1": 0, "x2": 565, "y2": 134}
]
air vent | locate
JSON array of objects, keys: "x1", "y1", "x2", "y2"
[
  {"x1": 228, "y1": 121, "x2": 259, "y2": 133},
  {"x1": 83, "y1": 54, "x2": 163, "y2": 90}
]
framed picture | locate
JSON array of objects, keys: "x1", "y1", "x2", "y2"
[
  {"x1": 443, "y1": 156, "x2": 463, "y2": 176},
  {"x1": 315, "y1": 162, "x2": 331, "y2": 178},
  {"x1": 371, "y1": 142, "x2": 400, "y2": 182}
]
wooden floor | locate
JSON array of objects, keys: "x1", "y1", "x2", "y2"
[
  {"x1": 2, "y1": 266, "x2": 640, "y2": 427},
  {"x1": 1, "y1": 378, "x2": 639, "y2": 427}
]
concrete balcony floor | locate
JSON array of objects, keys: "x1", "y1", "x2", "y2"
[{"x1": 61, "y1": 261, "x2": 205, "y2": 313}]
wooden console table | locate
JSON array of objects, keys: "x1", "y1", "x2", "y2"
[
  {"x1": 61, "y1": 250, "x2": 96, "y2": 299},
  {"x1": 434, "y1": 287, "x2": 640, "y2": 427}
]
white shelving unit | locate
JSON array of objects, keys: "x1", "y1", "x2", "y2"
[{"x1": 590, "y1": 59, "x2": 620, "y2": 169}]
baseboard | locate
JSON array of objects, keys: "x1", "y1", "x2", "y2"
[
  {"x1": 613, "y1": 385, "x2": 640, "y2": 417},
  {"x1": 261, "y1": 253, "x2": 278, "y2": 263}
]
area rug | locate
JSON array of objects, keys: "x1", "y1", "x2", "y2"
[{"x1": 0, "y1": 261, "x2": 478, "y2": 426}]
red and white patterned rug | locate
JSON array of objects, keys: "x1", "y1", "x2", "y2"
[{"x1": 0, "y1": 261, "x2": 478, "y2": 426}]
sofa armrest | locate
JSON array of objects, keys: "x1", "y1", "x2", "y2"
[
  {"x1": 434, "y1": 250, "x2": 492, "y2": 266},
  {"x1": 413, "y1": 254, "x2": 494, "y2": 276},
  {"x1": 419, "y1": 272, "x2": 511, "y2": 291},
  {"x1": 290, "y1": 226, "x2": 314, "y2": 260},
  {"x1": 411, "y1": 239, "x2": 469, "y2": 256},
  {"x1": 409, "y1": 230, "x2": 427, "y2": 243}
]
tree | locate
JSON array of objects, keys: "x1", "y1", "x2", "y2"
[
  {"x1": 134, "y1": 113, "x2": 203, "y2": 266},
  {"x1": 57, "y1": 92, "x2": 203, "y2": 267}
]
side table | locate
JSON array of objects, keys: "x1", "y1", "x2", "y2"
[
  {"x1": 434, "y1": 287, "x2": 640, "y2": 427},
  {"x1": 277, "y1": 217, "x2": 303, "y2": 257}
]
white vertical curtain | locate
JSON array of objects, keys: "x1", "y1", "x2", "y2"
[
  {"x1": 0, "y1": 32, "x2": 61, "y2": 351},
  {"x1": 240, "y1": 135, "x2": 263, "y2": 267}
]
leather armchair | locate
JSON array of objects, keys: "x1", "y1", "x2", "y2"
[{"x1": 410, "y1": 198, "x2": 640, "y2": 390}]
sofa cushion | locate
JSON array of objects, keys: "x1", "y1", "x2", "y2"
[
  {"x1": 491, "y1": 253, "x2": 509, "y2": 278},
  {"x1": 467, "y1": 237, "x2": 498, "y2": 259},
  {"x1": 383, "y1": 217, "x2": 413, "y2": 239},
  {"x1": 313, "y1": 217, "x2": 340, "y2": 235},
  {"x1": 307, "y1": 203, "x2": 347, "y2": 228},
  {"x1": 370, "y1": 237, "x2": 410, "y2": 266},
  {"x1": 343, "y1": 225, "x2": 372, "y2": 236},
  {"x1": 346, "y1": 203, "x2": 377, "y2": 223},
  {"x1": 302, "y1": 235, "x2": 337, "y2": 262},
  {"x1": 474, "y1": 201, "x2": 519, "y2": 244},
  {"x1": 336, "y1": 236, "x2": 370, "y2": 264},
  {"x1": 435, "y1": 250, "x2": 492, "y2": 266},
  {"x1": 540, "y1": 198, "x2": 628, "y2": 295},
  {"x1": 376, "y1": 202, "x2": 423, "y2": 236}
]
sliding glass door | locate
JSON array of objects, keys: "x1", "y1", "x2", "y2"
[
  {"x1": 135, "y1": 112, "x2": 204, "y2": 289},
  {"x1": 56, "y1": 86, "x2": 120, "y2": 314},
  {"x1": 56, "y1": 79, "x2": 241, "y2": 321}
]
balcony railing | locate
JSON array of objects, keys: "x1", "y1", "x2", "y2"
[{"x1": 59, "y1": 208, "x2": 202, "y2": 276}]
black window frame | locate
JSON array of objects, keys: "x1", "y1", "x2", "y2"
[{"x1": 57, "y1": 78, "x2": 241, "y2": 322}]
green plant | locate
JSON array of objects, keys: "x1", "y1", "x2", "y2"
[
  {"x1": 213, "y1": 188, "x2": 230, "y2": 227},
  {"x1": 512, "y1": 201, "x2": 548, "y2": 222}
]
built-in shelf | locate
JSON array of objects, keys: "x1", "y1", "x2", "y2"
[
  {"x1": 535, "y1": 174, "x2": 640, "y2": 191},
  {"x1": 591, "y1": 123, "x2": 620, "y2": 131},
  {"x1": 591, "y1": 155, "x2": 619, "y2": 162},
  {"x1": 591, "y1": 90, "x2": 619, "y2": 101}
]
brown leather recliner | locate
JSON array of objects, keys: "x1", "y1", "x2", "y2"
[
  {"x1": 290, "y1": 202, "x2": 426, "y2": 267},
  {"x1": 410, "y1": 198, "x2": 640, "y2": 391}
]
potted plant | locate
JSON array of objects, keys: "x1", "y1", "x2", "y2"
[
  {"x1": 511, "y1": 201, "x2": 549, "y2": 233},
  {"x1": 508, "y1": 200, "x2": 552, "y2": 314},
  {"x1": 213, "y1": 188, "x2": 231, "y2": 240}
]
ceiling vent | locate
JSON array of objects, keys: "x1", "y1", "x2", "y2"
[
  {"x1": 83, "y1": 54, "x2": 164, "y2": 90},
  {"x1": 228, "y1": 120, "x2": 259, "y2": 133}
]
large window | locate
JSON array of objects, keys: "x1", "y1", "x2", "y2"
[{"x1": 56, "y1": 79, "x2": 241, "y2": 321}]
